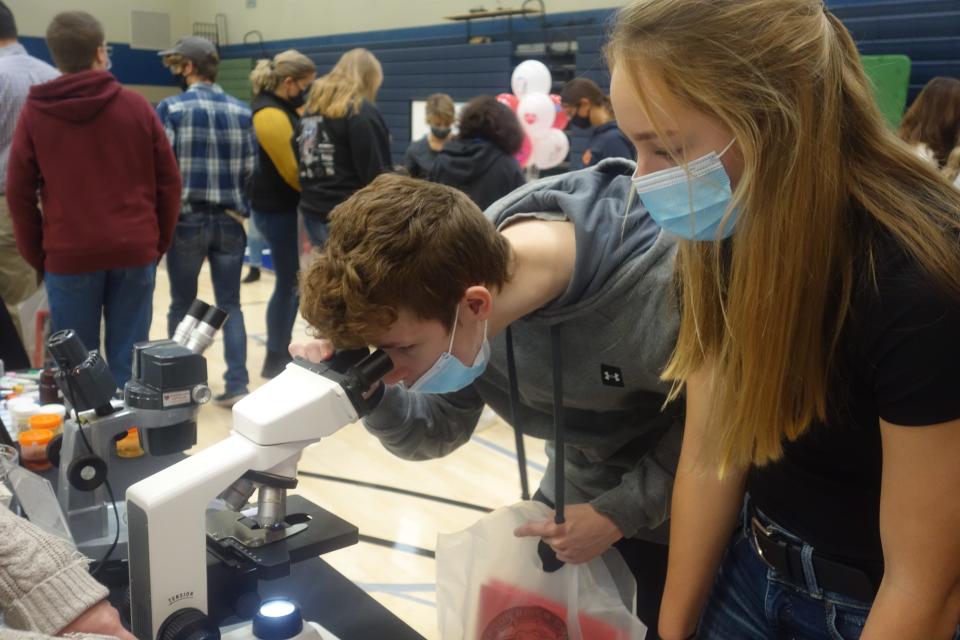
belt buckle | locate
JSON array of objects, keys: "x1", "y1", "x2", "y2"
[{"x1": 750, "y1": 515, "x2": 777, "y2": 570}]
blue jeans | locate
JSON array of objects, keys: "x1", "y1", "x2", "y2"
[
  {"x1": 165, "y1": 210, "x2": 249, "y2": 394},
  {"x1": 300, "y1": 208, "x2": 329, "y2": 248},
  {"x1": 45, "y1": 263, "x2": 156, "y2": 388},
  {"x1": 252, "y1": 210, "x2": 299, "y2": 354},
  {"x1": 699, "y1": 501, "x2": 960, "y2": 640},
  {"x1": 246, "y1": 214, "x2": 267, "y2": 268}
]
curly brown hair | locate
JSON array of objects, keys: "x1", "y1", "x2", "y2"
[
  {"x1": 457, "y1": 95, "x2": 525, "y2": 155},
  {"x1": 300, "y1": 173, "x2": 512, "y2": 348}
]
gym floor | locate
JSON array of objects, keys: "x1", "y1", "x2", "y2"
[{"x1": 155, "y1": 260, "x2": 547, "y2": 640}]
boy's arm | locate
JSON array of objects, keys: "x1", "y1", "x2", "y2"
[{"x1": 362, "y1": 384, "x2": 485, "y2": 460}]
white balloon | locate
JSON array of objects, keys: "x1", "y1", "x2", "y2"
[
  {"x1": 517, "y1": 92, "x2": 556, "y2": 139},
  {"x1": 530, "y1": 128, "x2": 570, "y2": 170},
  {"x1": 511, "y1": 60, "x2": 552, "y2": 97}
]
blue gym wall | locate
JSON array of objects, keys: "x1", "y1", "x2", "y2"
[
  {"x1": 19, "y1": 1, "x2": 958, "y2": 165},
  {"x1": 220, "y1": 0, "x2": 960, "y2": 167}
]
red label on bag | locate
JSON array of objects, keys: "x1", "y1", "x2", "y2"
[
  {"x1": 478, "y1": 580, "x2": 627, "y2": 640},
  {"x1": 481, "y1": 606, "x2": 568, "y2": 639}
]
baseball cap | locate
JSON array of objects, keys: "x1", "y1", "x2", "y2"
[{"x1": 158, "y1": 36, "x2": 217, "y2": 61}]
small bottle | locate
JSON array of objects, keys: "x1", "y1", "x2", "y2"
[
  {"x1": 116, "y1": 428, "x2": 145, "y2": 458},
  {"x1": 8, "y1": 399, "x2": 39, "y2": 435},
  {"x1": 28, "y1": 413, "x2": 62, "y2": 437},
  {"x1": 18, "y1": 428, "x2": 53, "y2": 471},
  {"x1": 39, "y1": 369, "x2": 61, "y2": 405}
]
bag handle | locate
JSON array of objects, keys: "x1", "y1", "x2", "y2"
[
  {"x1": 505, "y1": 324, "x2": 566, "y2": 572},
  {"x1": 505, "y1": 326, "x2": 530, "y2": 501}
]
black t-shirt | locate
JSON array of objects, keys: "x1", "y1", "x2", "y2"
[
  {"x1": 748, "y1": 232, "x2": 960, "y2": 575},
  {"x1": 297, "y1": 99, "x2": 393, "y2": 219}
]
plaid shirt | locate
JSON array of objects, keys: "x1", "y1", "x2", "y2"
[{"x1": 156, "y1": 82, "x2": 255, "y2": 214}]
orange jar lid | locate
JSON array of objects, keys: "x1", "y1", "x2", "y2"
[
  {"x1": 19, "y1": 429, "x2": 53, "y2": 445},
  {"x1": 29, "y1": 413, "x2": 62, "y2": 431}
]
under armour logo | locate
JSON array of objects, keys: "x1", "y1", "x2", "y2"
[{"x1": 601, "y1": 364, "x2": 624, "y2": 387}]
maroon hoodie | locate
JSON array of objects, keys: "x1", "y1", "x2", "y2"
[{"x1": 5, "y1": 70, "x2": 181, "y2": 274}]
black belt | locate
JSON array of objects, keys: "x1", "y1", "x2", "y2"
[{"x1": 750, "y1": 513, "x2": 878, "y2": 603}]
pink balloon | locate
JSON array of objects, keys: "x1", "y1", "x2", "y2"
[
  {"x1": 515, "y1": 134, "x2": 533, "y2": 168},
  {"x1": 550, "y1": 94, "x2": 568, "y2": 130},
  {"x1": 496, "y1": 93, "x2": 519, "y2": 112}
]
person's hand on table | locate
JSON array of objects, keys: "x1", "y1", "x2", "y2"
[{"x1": 59, "y1": 599, "x2": 135, "y2": 640}]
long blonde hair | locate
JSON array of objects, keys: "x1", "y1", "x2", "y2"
[
  {"x1": 304, "y1": 48, "x2": 383, "y2": 118},
  {"x1": 250, "y1": 49, "x2": 315, "y2": 96},
  {"x1": 608, "y1": 0, "x2": 960, "y2": 473}
]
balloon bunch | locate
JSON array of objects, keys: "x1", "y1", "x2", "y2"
[{"x1": 497, "y1": 60, "x2": 570, "y2": 171}]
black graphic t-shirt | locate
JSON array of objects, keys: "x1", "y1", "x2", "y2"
[{"x1": 296, "y1": 99, "x2": 393, "y2": 220}]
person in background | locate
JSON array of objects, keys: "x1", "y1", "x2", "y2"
[
  {"x1": 404, "y1": 92, "x2": 455, "y2": 178},
  {"x1": 604, "y1": 1, "x2": 960, "y2": 639},
  {"x1": 427, "y1": 95, "x2": 525, "y2": 210},
  {"x1": 561, "y1": 77, "x2": 634, "y2": 167},
  {"x1": 248, "y1": 49, "x2": 316, "y2": 379},
  {"x1": 297, "y1": 48, "x2": 391, "y2": 247},
  {"x1": 6, "y1": 11, "x2": 180, "y2": 388},
  {"x1": 157, "y1": 36, "x2": 256, "y2": 406},
  {"x1": 0, "y1": 1, "x2": 58, "y2": 352},
  {"x1": 242, "y1": 215, "x2": 266, "y2": 283},
  {"x1": 899, "y1": 76, "x2": 960, "y2": 187}
]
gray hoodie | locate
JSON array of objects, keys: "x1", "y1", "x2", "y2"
[{"x1": 363, "y1": 158, "x2": 682, "y2": 542}]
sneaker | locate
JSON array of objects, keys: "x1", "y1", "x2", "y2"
[
  {"x1": 242, "y1": 266, "x2": 261, "y2": 283},
  {"x1": 261, "y1": 349, "x2": 293, "y2": 379},
  {"x1": 213, "y1": 389, "x2": 248, "y2": 407}
]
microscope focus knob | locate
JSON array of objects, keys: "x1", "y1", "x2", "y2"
[
  {"x1": 192, "y1": 384, "x2": 212, "y2": 405},
  {"x1": 158, "y1": 608, "x2": 220, "y2": 640}
]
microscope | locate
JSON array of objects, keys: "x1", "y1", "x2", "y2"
[
  {"x1": 127, "y1": 348, "x2": 393, "y2": 640},
  {"x1": 47, "y1": 300, "x2": 225, "y2": 563}
]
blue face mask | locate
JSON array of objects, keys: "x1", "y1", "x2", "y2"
[
  {"x1": 631, "y1": 139, "x2": 738, "y2": 241},
  {"x1": 408, "y1": 307, "x2": 490, "y2": 394}
]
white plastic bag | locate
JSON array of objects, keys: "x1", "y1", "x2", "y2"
[{"x1": 436, "y1": 501, "x2": 647, "y2": 640}]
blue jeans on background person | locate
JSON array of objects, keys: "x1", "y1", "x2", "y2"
[
  {"x1": 165, "y1": 209, "x2": 249, "y2": 396},
  {"x1": 45, "y1": 263, "x2": 156, "y2": 388},
  {"x1": 252, "y1": 210, "x2": 300, "y2": 355},
  {"x1": 300, "y1": 208, "x2": 330, "y2": 248},
  {"x1": 246, "y1": 214, "x2": 267, "y2": 268}
]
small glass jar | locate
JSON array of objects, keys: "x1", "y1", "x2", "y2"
[{"x1": 18, "y1": 428, "x2": 53, "y2": 472}]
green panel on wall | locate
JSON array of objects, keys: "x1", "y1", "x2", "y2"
[
  {"x1": 219, "y1": 57, "x2": 254, "y2": 103},
  {"x1": 861, "y1": 54, "x2": 911, "y2": 129}
]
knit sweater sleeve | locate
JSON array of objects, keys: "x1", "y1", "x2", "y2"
[{"x1": 0, "y1": 506, "x2": 109, "y2": 636}]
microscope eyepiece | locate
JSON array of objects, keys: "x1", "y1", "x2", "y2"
[
  {"x1": 350, "y1": 350, "x2": 393, "y2": 391},
  {"x1": 200, "y1": 306, "x2": 228, "y2": 331},
  {"x1": 186, "y1": 299, "x2": 211, "y2": 321},
  {"x1": 172, "y1": 299, "x2": 212, "y2": 347}
]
